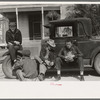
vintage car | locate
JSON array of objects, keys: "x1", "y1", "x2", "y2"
[
  {"x1": 2, "y1": 18, "x2": 100, "y2": 79},
  {"x1": 43, "y1": 18, "x2": 100, "y2": 75}
]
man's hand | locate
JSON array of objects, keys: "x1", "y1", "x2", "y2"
[
  {"x1": 8, "y1": 42, "x2": 13, "y2": 45},
  {"x1": 14, "y1": 41, "x2": 20, "y2": 45},
  {"x1": 45, "y1": 60, "x2": 50, "y2": 66},
  {"x1": 49, "y1": 62, "x2": 54, "y2": 66},
  {"x1": 65, "y1": 56, "x2": 74, "y2": 62}
]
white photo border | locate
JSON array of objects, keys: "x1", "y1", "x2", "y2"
[{"x1": 0, "y1": 1, "x2": 100, "y2": 99}]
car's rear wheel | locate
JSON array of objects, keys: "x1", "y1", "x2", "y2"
[
  {"x1": 94, "y1": 53, "x2": 100, "y2": 75},
  {"x1": 2, "y1": 56, "x2": 16, "y2": 79}
]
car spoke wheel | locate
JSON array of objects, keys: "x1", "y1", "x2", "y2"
[
  {"x1": 94, "y1": 53, "x2": 100, "y2": 75},
  {"x1": 2, "y1": 56, "x2": 16, "y2": 79}
]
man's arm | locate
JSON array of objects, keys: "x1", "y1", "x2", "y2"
[
  {"x1": 13, "y1": 59, "x2": 24, "y2": 70},
  {"x1": 40, "y1": 47, "x2": 46, "y2": 62},
  {"x1": 58, "y1": 48, "x2": 65, "y2": 59},
  {"x1": 6, "y1": 31, "x2": 11, "y2": 44},
  {"x1": 6, "y1": 31, "x2": 13, "y2": 44},
  {"x1": 15, "y1": 29, "x2": 22, "y2": 45}
]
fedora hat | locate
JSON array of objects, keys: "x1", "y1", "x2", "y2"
[
  {"x1": 9, "y1": 22, "x2": 16, "y2": 27},
  {"x1": 47, "y1": 39, "x2": 56, "y2": 47}
]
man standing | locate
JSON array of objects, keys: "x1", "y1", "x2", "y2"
[
  {"x1": 35, "y1": 39, "x2": 56, "y2": 81},
  {"x1": 55, "y1": 39, "x2": 84, "y2": 81},
  {"x1": 6, "y1": 22, "x2": 22, "y2": 64}
]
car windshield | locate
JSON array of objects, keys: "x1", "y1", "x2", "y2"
[{"x1": 55, "y1": 26, "x2": 73, "y2": 38}]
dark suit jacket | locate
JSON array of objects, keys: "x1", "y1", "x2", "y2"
[
  {"x1": 58, "y1": 45, "x2": 83, "y2": 59},
  {"x1": 14, "y1": 56, "x2": 38, "y2": 79},
  {"x1": 6, "y1": 29, "x2": 22, "y2": 44},
  {"x1": 40, "y1": 46, "x2": 56, "y2": 62}
]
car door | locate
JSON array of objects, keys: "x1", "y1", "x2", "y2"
[
  {"x1": 52, "y1": 23, "x2": 94, "y2": 60},
  {"x1": 75, "y1": 22, "x2": 95, "y2": 59}
]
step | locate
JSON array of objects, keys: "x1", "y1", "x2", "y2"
[{"x1": 47, "y1": 67, "x2": 94, "y2": 72}]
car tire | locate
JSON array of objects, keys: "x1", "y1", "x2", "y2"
[
  {"x1": 2, "y1": 56, "x2": 16, "y2": 79},
  {"x1": 94, "y1": 53, "x2": 100, "y2": 75}
]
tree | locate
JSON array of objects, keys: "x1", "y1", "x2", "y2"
[
  {"x1": 65, "y1": 4, "x2": 100, "y2": 36},
  {"x1": 46, "y1": 10, "x2": 60, "y2": 21}
]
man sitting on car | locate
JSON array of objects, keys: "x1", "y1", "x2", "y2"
[
  {"x1": 55, "y1": 39, "x2": 84, "y2": 81},
  {"x1": 6, "y1": 22, "x2": 22, "y2": 65},
  {"x1": 35, "y1": 39, "x2": 56, "y2": 81}
]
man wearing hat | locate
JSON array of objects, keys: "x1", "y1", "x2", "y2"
[
  {"x1": 6, "y1": 22, "x2": 22, "y2": 64},
  {"x1": 13, "y1": 50, "x2": 38, "y2": 81},
  {"x1": 35, "y1": 39, "x2": 56, "y2": 81}
]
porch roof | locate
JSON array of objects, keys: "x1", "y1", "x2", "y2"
[
  {"x1": 0, "y1": 4, "x2": 61, "y2": 12},
  {"x1": 0, "y1": 4, "x2": 61, "y2": 8}
]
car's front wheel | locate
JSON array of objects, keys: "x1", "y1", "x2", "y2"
[
  {"x1": 2, "y1": 56, "x2": 16, "y2": 79},
  {"x1": 94, "y1": 53, "x2": 100, "y2": 75}
]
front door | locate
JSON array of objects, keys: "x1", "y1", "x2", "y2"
[{"x1": 29, "y1": 12, "x2": 41, "y2": 40}]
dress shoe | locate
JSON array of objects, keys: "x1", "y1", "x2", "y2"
[
  {"x1": 80, "y1": 75, "x2": 85, "y2": 81},
  {"x1": 55, "y1": 75, "x2": 61, "y2": 81}
]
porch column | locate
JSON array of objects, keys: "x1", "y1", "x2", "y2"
[
  {"x1": 41, "y1": 6, "x2": 45, "y2": 39},
  {"x1": 16, "y1": 8, "x2": 19, "y2": 29},
  {"x1": 60, "y1": 5, "x2": 62, "y2": 19}
]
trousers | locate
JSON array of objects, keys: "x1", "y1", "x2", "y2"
[
  {"x1": 7, "y1": 44, "x2": 22, "y2": 61},
  {"x1": 55, "y1": 57, "x2": 84, "y2": 72},
  {"x1": 34, "y1": 56, "x2": 53, "y2": 75}
]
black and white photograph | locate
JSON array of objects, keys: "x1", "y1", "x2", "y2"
[
  {"x1": 0, "y1": 1, "x2": 100, "y2": 98},
  {"x1": 0, "y1": 2, "x2": 100, "y2": 82}
]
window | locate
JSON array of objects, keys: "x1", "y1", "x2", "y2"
[{"x1": 55, "y1": 26, "x2": 73, "y2": 37}]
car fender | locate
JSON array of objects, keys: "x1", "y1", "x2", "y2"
[{"x1": 90, "y1": 46, "x2": 100, "y2": 67}]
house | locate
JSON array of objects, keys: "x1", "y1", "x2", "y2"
[{"x1": 0, "y1": 3, "x2": 67, "y2": 56}]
